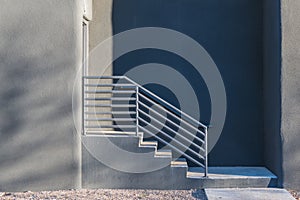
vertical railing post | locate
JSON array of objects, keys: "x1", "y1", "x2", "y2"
[
  {"x1": 136, "y1": 86, "x2": 139, "y2": 136},
  {"x1": 204, "y1": 126, "x2": 208, "y2": 177},
  {"x1": 82, "y1": 76, "x2": 85, "y2": 135}
]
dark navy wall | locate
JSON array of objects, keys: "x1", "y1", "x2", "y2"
[{"x1": 112, "y1": 0, "x2": 264, "y2": 166}]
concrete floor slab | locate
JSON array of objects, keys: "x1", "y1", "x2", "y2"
[
  {"x1": 188, "y1": 167, "x2": 277, "y2": 179},
  {"x1": 205, "y1": 188, "x2": 294, "y2": 200}
]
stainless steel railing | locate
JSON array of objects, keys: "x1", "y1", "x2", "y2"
[{"x1": 82, "y1": 76, "x2": 208, "y2": 177}]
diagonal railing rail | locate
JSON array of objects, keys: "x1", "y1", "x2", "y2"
[{"x1": 82, "y1": 76, "x2": 208, "y2": 177}]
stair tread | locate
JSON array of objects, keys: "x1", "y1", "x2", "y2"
[
  {"x1": 187, "y1": 167, "x2": 204, "y2": 178},
  {"x1": 171, "y1": 158, "x2": 188, "y2": 167},
  {"x1": 86, "y1": 130, "x2": 136, "y2": 135},
  {"x1": 187, "y1": 167, "x2": 277, "y2": 179},
  {"x1": 155, "y1": 149, "x2": 172, "y2": 158},
  {"x1": 140, "y1": 141, "x2": 158, "y2": 146},
  {"x1": 86, "y1": 130, "x2": 144, "y2": 135}
]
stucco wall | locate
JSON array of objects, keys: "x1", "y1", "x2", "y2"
[
  {"x1": 89, "y1": 0, "x2": 112, "y2": 52},
  {"x1": 0, "y1": 0, "x2": 83, "y2": 191},
  {"x1": 281, "y1": 0, "x2": 300, "y2": 190},
  {"x1": 88, "y1": 0, "x2": 113, "y2": 76},
  {"x1": 1, "y1": 0, "x2": 298, "y2": 191}
]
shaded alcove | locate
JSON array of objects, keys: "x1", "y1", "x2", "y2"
[{"x1": 111, "y1": 0, "x2": 264, "y2": 166}]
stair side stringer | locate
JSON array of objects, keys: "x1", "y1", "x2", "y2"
[
  {"x1": 137, "y1": 132, "x2": 173, "y2": 158},
  {"x1": 137, "y1": 132, "x2": 197, "y2": 179},
  {"x1": 136, "y1": 132, "x2": 210, "y2": 180}
]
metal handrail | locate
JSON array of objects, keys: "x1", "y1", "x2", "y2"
[
  {"x1": 138, "y1": 125, "x2": 205, "y2": 168},
  {"x1": 138, "y1": 93, "x2": 206, "y2": 138},
  {"x1": 125, "y1": 77, "x2": 207, "y2": 128},
  {"x1": 138, "y1": 101, "x2": 205, "y2": 148},
  {"x1": 84, "y1": 76, "x2": 207, "y2": 128},
  {"x1": 139, "y1": 109, "x2": 205, "y2": 156},
  {"x1": 83, "y1": 75, "x2": 208, "y2": 177}
]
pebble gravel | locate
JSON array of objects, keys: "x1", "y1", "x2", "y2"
[
  {"x1": 0, "y1": 189, "x2": 207, "y2": 200},
  {"x1": 289, "y1": 190, "x2": 300, "y2": 200}
]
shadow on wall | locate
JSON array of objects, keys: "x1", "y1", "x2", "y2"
[
  {"x1": 111, "y1": 0, "x2": 265, "y2": 166},
  {"x1": 0, "y1": 0, "x2": 79, "y2": 191}
]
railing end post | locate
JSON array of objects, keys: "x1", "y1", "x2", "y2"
[{"x1": 136, "y1": 86, "x2": 139, "y2": 137}]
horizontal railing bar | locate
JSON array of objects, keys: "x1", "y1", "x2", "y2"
[
  {"x1": 85, "y1": 104, "x2": 136, "y2": 108},
  {"x1": 84, "y1": 76, "x2": 126, "y2": 79},
  {"x1": 139, "y1": 109, "x2": 205, "y2": 153},
  {"x1": 139, "y1": 101, "x2": 205, "y2": 145},
  {"x1": 84, "y1": 111, "x2": 136, "y2": 115},
  {"x1": 138, "y1": 117, "x2": 205, "y2": 161},
  {"x1": 85, "y1": 118, "x2": 135, "y2": 121},
  {"x1": 83, "y1": 76, "x2": 207, "y2": 128},
  {"x1": 124, "y1": 77, "x2": 207, "y2": 129},
  {"x1": 85, "y1": 125, "x2": 136, "y2": 129},
  {"x1": 139, "y1": 93, "x2": 206, "y2": 138},
  {"x1": 84, "y1": 84, "x2": 135, "y2": 87},
  {"x1": 85, "y1": 90, "x2": 135, "y2": 94},
  {"x1": 138, "y1": 125, "x2": 205, "y2": 168},
  {"x1": 139, "y1": 100, "x2": 205, "y2": 142},
  {"x1": 85, "y1": 97, "x2": 136, "y2": 101}
]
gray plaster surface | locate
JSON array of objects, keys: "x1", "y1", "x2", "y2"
[
  {"x1": 88, "y1": 0, "x2": 113, "y2": 76},
  {"x1": 205, "y1": 188, "x2": 294, "y2": 200},
  {"x1": 281, "y1": 0, "x2": 300, "y2": 190},
  {"x1": 0, "y1": 0, "x2": 83, "y2": 191}
]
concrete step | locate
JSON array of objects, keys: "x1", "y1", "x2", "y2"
[
  {"x1": 139, "y1": 140, "x2": 158, "y2": 148},
  {"x1": 155, "y1": 149, "x2": 172, "y2": 158},
  {"x1": 171, "y1": 158, "x2": 188, "y2": 168},
  {"x1": 184, "y1": 167, "x2": 277, "y2": 188},
  {"x1": 85, "y1": 130, "x2": 137, "y2": 136},
  {"x1": 204, "y1": 188, "x2": 294, "y2": 200},
  {"x1": 187, "y1": 166, "x2": 277, "y2": 179}
]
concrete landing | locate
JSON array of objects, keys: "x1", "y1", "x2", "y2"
[
  {"x1": 188, "y1": 166, "x2": 277, "y2": 179},
  {"x1": 205, "y1": 188, "x2": 294, "y2": 200}
]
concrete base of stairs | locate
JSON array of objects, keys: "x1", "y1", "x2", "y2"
[
  {"x1": 82, "y1": 135, "x2": 277, "y2": 189},
  {"x1": 82, "y1": 148, "x2": 277, "y2": 189},
  {"x1": 204, "y1": 188, "x2": 295, "y2": 200}
]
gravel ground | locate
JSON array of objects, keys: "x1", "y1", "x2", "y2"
[
  {"x1": 0, "y1": 189, "x2": 207, "y2": 200},
  {"x1": 289, "y1": 190, "x2": 300, "y2": 200},
  {"x1": 0, "y1": 189, "x2": 298, "y2": 199}
]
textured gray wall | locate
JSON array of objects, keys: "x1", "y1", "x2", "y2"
[
  {"x1": 1, "y1": 0, "x2": 298, "y2": 192},
  {"x1": 263, "y1": 0, "x2": 282, "y2": 187},
  {"x1": 0, "y1": 0, "x2": 82, "y2": 191},
  {"x1": 88, "y1": 0, "x2": 113, "y2": 77},
  {"x1": 89, "y1": 0, "x2": 113, "y2": 52},
  {"x1": 281, "y1": 1, "x2": 300, "y2": 190}
]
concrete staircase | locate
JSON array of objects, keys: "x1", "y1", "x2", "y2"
[
  {"x1": 82, "y1": 133, "x2": 277, "y2": 189},
  {"x1": 82, "y1": 76, "x2": 277, "y2": 189}
]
